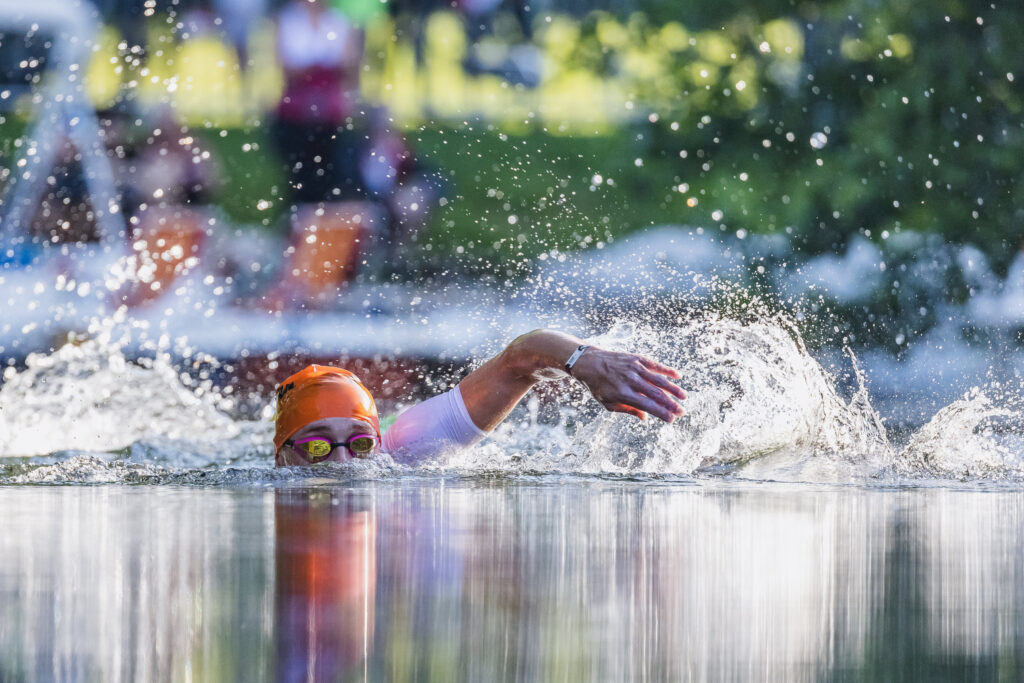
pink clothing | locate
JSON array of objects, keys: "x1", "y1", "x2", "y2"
[
  {"x1": 276, "y1": 3, "x2": 359, "y2": 123},
  {"x1": 383, "y1": 386, "x2": 488, "y2": 461}
]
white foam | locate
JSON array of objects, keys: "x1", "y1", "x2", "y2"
[
  {"x1": 0, "y1": 335, "x2": 249, "y2": 457},
  {"x1": 1, "y1": 308, "x2": 1021, "y2": 485}
]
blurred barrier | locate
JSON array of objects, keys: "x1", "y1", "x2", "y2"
[{"x1": 0, "y1": 0, "x2": 126, "y2": 246}]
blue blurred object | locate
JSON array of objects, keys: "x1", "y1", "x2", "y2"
[{"x1": 0, "y1": 242, "x2": 42, "y2": 268}]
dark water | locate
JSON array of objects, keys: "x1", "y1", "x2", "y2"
[{"x1": 1, "y1": 479, "x2": 1022, "y2": 682}]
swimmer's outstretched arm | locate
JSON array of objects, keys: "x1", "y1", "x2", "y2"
[{"x1": 458, "y1": 329, "x2": 687, "y2": 431}]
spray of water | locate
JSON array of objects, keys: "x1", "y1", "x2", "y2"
[
  {"x1": 450, "y1": 310, "x2": 895, "y2": 482},
  {"x1": 0, "y1": 337, "x2": 242, "y2": 459},
  {"x1": 897, "y1": 388, "x2": 1024, "y2": 479},
  {"x1": 1, "y1": 299, "x2": 1020, "y2": 486}
]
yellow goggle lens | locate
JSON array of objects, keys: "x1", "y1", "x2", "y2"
[
  {"x1": 299, "y1": 439, "x2": 332, "y2": 458},
  {"x1": 349, "y1": 436, "x2": 376, "y2": 456}
]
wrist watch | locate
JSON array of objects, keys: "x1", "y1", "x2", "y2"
[{"x1": 564, "y1": 344, "x2": 589, "y2": 375}]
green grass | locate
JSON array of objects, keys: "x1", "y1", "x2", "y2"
[
  {"x1": 194, "y1": 123, "x2": 691, "y2": 262},
  {"x1": 202, "y1": 127, "x2": 289, "y2": 227},
  {"x1": 409, "y1": 125, "x2": 689, "y2": 260},
  {"x1": 5, "y1": 115, "x2": 686, "y2": 264}
]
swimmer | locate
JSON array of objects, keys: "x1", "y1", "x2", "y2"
[{"x1": 274, "y1": 329, "x2": 687, "y2": 466}]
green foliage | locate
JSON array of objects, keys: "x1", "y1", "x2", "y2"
[
  {"x1": 410, "y1": 125, "x2": 685, "y2": 265},
  {"x1": 785, "y1": 0, "x2": 1024, "y2": 269},
  {"x1": 544, "y1": 0, "x2": 1024, "y2": 272},
  {"x1": 202, "y1": 127, "x2": 288, "y2": 227}
]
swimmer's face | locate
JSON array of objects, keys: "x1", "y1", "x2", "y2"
[{"x1": 276, "y1": 417, "x2": 379, "y2": 466}]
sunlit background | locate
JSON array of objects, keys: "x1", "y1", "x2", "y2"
[
  {"x1": 2, "y1": 2, "x2": 1024, "y2": 680},
  {"x1": 1, "y1": 0, "x2": 1021, "y2": 393}
]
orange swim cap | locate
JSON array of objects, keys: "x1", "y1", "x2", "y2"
[{"x1": 273, "y1": 365, "x2": 379, "y2": 452}]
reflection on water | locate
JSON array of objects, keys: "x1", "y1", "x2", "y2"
[
  {"x1": 0, "y1": 488, "x2": 274, "y2": 682},
  {"x1": 275, "y1": 490, "x2": 375, "y2": 682},
  {"x1": 0, "y1": 481, "x2": 1022, "y2": 681}
]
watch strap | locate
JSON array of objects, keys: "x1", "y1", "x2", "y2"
[{"x1": 564, "y1": 344, "x2": 590, "y2": 375}]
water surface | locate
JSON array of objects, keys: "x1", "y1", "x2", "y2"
[
  {"x1": 1, "y1": 480, "x2": 1022, "y2": 682},
  {"x1": 2, "y1": 314, "x2": 1023, "y2": 681}
]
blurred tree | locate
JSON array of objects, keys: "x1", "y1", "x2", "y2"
[{"x1": 625, "y1": 0, "x2": 1023, "y2": 271}]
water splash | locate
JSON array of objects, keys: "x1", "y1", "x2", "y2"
[
  {"x1": 2, "y1": 451, "x2": 402, "y2": 486},
  {"x1": 0, "y1": 333, "x2": 253, "y2": 458},
  {"x1": 0, "y1": 306, "x2": 1021, "y2": 486},
  {"x1": 896, "y1": 389, "x2": 1023, "y2": 479},
  {"x1": 456, "y1": 312, "x2": 894, "y2": 482}
]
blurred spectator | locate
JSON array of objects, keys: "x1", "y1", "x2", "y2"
[
  {"x1": 118, "y1": 108, "x2": 221, "y2": 306},
  {"x1": 361, "y1": 109, "x2": 442, "y2": 267},
  {"x1": 387, "y1": 0, "x2": 540, "y2": 85},
  {"x1": 132, "y1": 108, "x2": 220, "y2": 212},
  {"x1": 92, "y1": 0, "x2": 147, "y2": 53},
  {"x1": 175, "y1": 5, "x2": 247, "y2": 124},
  {"x1": 267, "y1": 0, "x2": 385, "y2": 310},
  {"x1": 211, "y1": 0, "x2": 270, "y2": 67},
  {"x1": 28, "y1": 138, "x2": 100, "y2": 245},
  {"x1": 386, "y1": 0, "x2": 445, "y2": 64},
  {"x1": 96, "y1": 107, "x2": 143, "y2": 221},
  {"x1": 459, "y1": 0, "x2": 504, "y2": 39},
  {"x1": 23, "y1": 104, "x2": 140, "y2": 250},
  {"x1": 93, "y1": 0, "x2": 209, "y2": 53},
  {"x1": 272, "y1": 0, "x2": 365, "y2": 205},
  {"x1": 459, "y1": 0, "x2": 541, "y2": 87}
]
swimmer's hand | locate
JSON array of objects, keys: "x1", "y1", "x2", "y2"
[
  {"x1": 460, "y1": 329, "x2": 686, "y2": 431},
  {"x1": 569, "y1": 348, "x2": 687, "y2": 423}
]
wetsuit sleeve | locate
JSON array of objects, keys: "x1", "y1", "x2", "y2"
[{"x1": 382, "y1": 385, "x2": 488, "y2": 461}]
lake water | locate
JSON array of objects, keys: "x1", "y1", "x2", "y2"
[
  {"x1": 1, "y1": 479, "x2": 1022, "y2": 682},
  {"x1": 3, "y1": 4, "x2": 1023, "y2": 678},
  {"x1": 1, "y1": 314, "x2": 1023, "y2": 681}
]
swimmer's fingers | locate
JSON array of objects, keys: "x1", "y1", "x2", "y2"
[
  {"x1": 636, "y1": 355, "x2": 682, "y2": 380},
  {"x1": 636, "y1": 366, "x2": 687, "y2": 402},
  {"x1": 613, "y1": 385, "x2": 680, "y2": 423},
  {"x1": 573, "y1": 349, "x2": 684, "y2": 422},
  {"x1": 624, "y1": 368, "x2": 685, "y2": 420},
  {"x1": 608, "y1": 402, "x2": 647, "y2": 420}
]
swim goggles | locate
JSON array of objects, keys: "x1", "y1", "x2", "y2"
[{"x1": 284, "y1": 434, "x2": 377, "y2": 462}]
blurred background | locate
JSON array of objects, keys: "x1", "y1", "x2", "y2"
[
  {"x1": 3, "y1": 6, "x2": 1024, "y2": 680},
  {"x1": 0, "y1": 0, "x2": 1022, "y2": 414}
]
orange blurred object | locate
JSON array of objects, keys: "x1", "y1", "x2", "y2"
[
  {"x1": 275, "y1": 494, "x2": 376, "y2": 677},
  {"x1": 269, "y1": 201, "x2": 384, "y2": 310},
  {"x1": 119, "y1": 207, "x2": 205, "y2": 307}
]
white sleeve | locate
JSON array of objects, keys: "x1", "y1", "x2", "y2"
[{"x1": 382, "y1": 385, "x2": 488, "y2": 461}]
